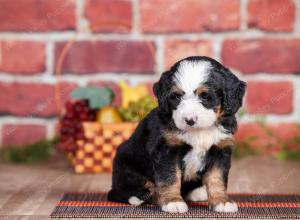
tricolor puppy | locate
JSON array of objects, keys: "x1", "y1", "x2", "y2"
[{"x1": 108, "y1": 56, "x2": 246, "y2": 213}]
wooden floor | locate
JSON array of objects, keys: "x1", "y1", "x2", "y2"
[{"x1": 1, "y1": 155, "x2": 300, "y2": 220}]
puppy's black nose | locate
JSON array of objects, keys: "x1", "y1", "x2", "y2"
[{"x1": 185, "y1": 118, "x2": 195, "y2": 126}]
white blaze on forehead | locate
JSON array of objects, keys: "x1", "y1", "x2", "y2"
[{"x1": 174, "y1": 60, "x2": 211, "y2": 94}]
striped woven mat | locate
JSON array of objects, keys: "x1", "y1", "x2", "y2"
[{"x1": 50, "y1": 192, "x2": 300, "y2": 218}]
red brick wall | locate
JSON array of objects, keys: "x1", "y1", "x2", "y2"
[{"x1": 0, "y1": 0, "x2": 299, "y2": 146}]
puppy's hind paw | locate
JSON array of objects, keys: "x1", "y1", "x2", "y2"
[
  {"x1": 185, "y1": 186, "x2": 208, "y2": 202},
  {"x1": 161, "y1": 201, "x2": 188, "y2": 213},
  {"x1": 128, "y1": 196, "x2": 144, "y2": 206},
  {"x1": 213, "y1": 201, "x2": 238, "y2": 213}
]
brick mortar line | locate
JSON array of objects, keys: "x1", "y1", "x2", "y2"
[
  {"x1": 293, "y1": 77, "x2": 300, "y2": 121},
  {"x1": 1, "y1": 30, "x2": 300, "y2": 40},
  {"x1": 240, "y1": 0, "x2": 248, "y2": 31},
  {"x1": 0, "y1": 32, "x2": 77, "y2": 41},
  {"x1": 0, "y1": 74, "x2": 300, "y2": 88},
  {"x1": 0, "y1": 116, "x2": 57, "y2": 126},
  {"x1": 267, "y1": 115, "x2": 299, "y2": 123},
  {"x1": 0, "y1": 72, "x2": 300, "y2": 82},
  {"x1": 0, "y1": 116, "x2": 57, "y2": 124},
  {"x1": 76, "y1": 0, "x2": 89, "y2": 33},
  {"x1": 45, "y1": 42, "x2": 54, "y2": 76},
  {"x1": 132, "y1": 0, "x2": 141, "y2": 37},
  {"x1": 212, "y1": 37, "x2": 222, "y2": 61},
  {"x1": 0, "y1": 72, "x2": 158, "y2": 83},
  {"x1": 154, "y1": 36, "x2": 165, "y2": 76},
  {"x1": 293, "y1": 0, "x2": 300, "y2": 33},
  {"x1": 225, "y1": 72, "x2": 300, "y2": 84},
  {"x1": 268, "y1": 106, "x2": 299, "y2": 123},
  {"x1": 242, "y1": 74, "x2": 300, "y2": 81},
  {"x1": 240, "y1": 114, "x2": 298, "y2": 123},
  {"x1": 241, "y1": 111, "x2": 299, "y2": 125},
  {"x1": 0, "y1": 73, "x2": 57, "y2": 83},
  {"x1": 47, "y1": 120, "x2": 57, "y2": 139},
  {"x1": 140, "y1": 32, "x2": 300, "y2": 39}
]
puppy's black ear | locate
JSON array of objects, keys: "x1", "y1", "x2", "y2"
[
  {"x1": 153, "y1": 71, "x2": 170, "y2": 98},
  {"x1": 222, "y1": 69, "x2": 246, "y2": 115},
  {"x1": 153, "y1": 71, "x2": 172, "y2": 113}
]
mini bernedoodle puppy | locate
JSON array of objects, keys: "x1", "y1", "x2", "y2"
[{"x1": 108, "y1": 56, "x2": 246, "y2": 213}]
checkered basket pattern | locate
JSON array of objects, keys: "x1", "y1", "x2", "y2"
[{"x1": 68, "y1": 122, "x2": 137, "y2": 173}]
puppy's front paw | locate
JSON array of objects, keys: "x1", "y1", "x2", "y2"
[
  {"x1": 161, "y1": 201, "x2": 188, "y2": 213},
  {"x1": 213, "y1": 201, "x2": 238, "y2": 213}
]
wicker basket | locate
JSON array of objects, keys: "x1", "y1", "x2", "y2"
[{"x1": 67, "y1": 122, "x2": 137, "y2": 173}]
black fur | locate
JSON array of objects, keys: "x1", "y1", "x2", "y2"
[{"x1": 108, "y1": 56, "x2": 246, "y2": 205}]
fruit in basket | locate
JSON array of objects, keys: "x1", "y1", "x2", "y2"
[
  {"x1": 119, "y1": 96, "x2": 157, "y2": 122},
  {"x1": 59, "y1": 86, "x2": 118, "y2": 152},
  {"x1": 96, "y1": 106, "x2": 122, "y2": 123},
  {"x1": 59, "y1": 100, "x2": 96, "y2": 152},
  {"x1": 118, "y1": 81, "x2": 149, "y2": 108}
]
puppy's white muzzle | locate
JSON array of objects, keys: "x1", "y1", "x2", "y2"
[{"x1": 172, "y1": 97, "x2": 217, "y2": 130}]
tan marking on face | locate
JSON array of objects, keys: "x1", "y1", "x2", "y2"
[
  {"x1": 195, "y1": 85, "x2": 209, "y2": 96},
  {"x1": 216, "y1": 138, "x2": 234, "y2": 149},
  {"x1": 215, "y1": 105, "x2": 224, "y2": 118},
  {"x1": 154, "y1": 167, "x2": 183, "y2": 205},
  {"x1": 170, "y1": 85, "x2": 185, "y2": 95},
  {"x1": 203, "y1": 166, "x2": 228, "y2": 206},
  {"x1": 163, "y1": 131, "x2": 184, "y2": 147}
]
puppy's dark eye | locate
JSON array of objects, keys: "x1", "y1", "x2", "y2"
[
  {"x1": 170, "y1": 92, "x2": 182, "y2": 101},
  {"x1": 199, "y1": 92, "x2": 209, "y2": 100}
]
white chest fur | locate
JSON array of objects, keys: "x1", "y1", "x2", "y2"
[{"x1": 178, "y1": 126, "x2": 232, "y2": 181}]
